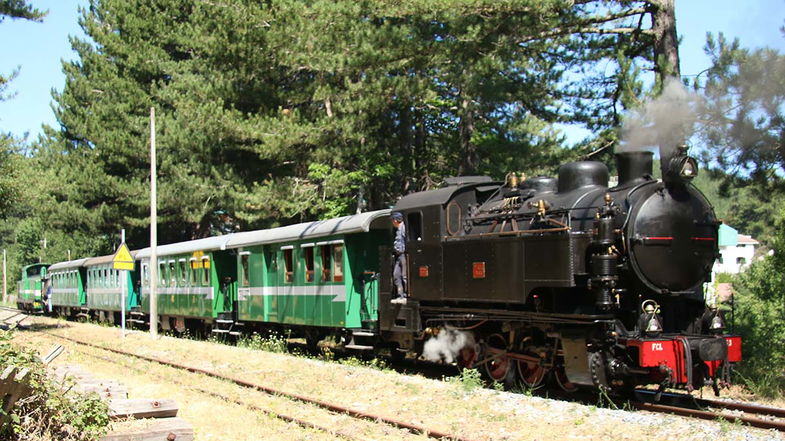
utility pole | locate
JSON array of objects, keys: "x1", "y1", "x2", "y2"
[
  {"x1": 120, "y1": 229, "x2": 127, "y2": 338},
  {"x1": 2, "y1": 249, "x2": 6, "y2": 303},
  {"x1": 149, "y1": 107, "x2": 158, "y2": 339}
]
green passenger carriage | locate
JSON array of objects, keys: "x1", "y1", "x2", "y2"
[
  {"x1": 48, "y1": 258, "x2": 88, "y2": 316},
  {"x1": 135, "y1": 236, "x2": 238, "y2": 331},
  {"x1": 222, "y1": 209, "x2": 390, "y2": 333},
  {"x1": 84, "y1": 254, "x2": 140, "y2": 321},
  {"x1": 17, "y1": 263, "x2": 49, "y2": 312}
]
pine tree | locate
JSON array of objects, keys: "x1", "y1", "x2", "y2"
[{"x1": 43, "y1": 0, "x2": 681, "y2": 250}]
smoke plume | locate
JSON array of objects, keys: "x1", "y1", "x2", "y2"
[
  {"x1": 618, "y1": 78, "x2": 703, "y2": 159},
  {"x1": 422, "y1": 328, "x2": 475, "y2": 364}
]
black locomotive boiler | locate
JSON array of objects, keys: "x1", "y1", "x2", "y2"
[{"x1": 376, "y1": 148, "x2": 740, "y2": 394}]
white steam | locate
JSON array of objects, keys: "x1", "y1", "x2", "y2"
[
  {"x1": 422, "y1": 328, "x2": 475, "y2": 363},
  {"x1": 618, "y1": 78, "x2": 703, "y2": 158}
]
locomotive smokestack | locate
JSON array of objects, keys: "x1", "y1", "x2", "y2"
[{"x1": 615, "y1": 151, "x2": 653, "y2": 187}]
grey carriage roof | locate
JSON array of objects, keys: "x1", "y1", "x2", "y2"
[
  {"x1": 225, "y1": 209, "x2": 391, "y2": 249},
  {"x1": 48, "y1": 258, "x2": 89, "y2": 271},
  {"x1": 134, "y1": 209, "x2": 391, "y2": 259},
  {"x1": 84, "y1": 250, "x2": 139, "y2": 267},
  {"x1": 135, "y1": 235, "x2": 234, "y2": 259}
]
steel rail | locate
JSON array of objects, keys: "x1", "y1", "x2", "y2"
[
  {"x1": 631, "y1": 401, "x2": 785, "y2": 432},
  {"x1": 697, "y1": 398, "x2": 785, "y2": 419},
  {"x1": 43, "y1": 331, "x2": 480, "y2": 441}
]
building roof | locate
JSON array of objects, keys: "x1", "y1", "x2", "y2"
[
  {"x1": 737, "y1": 234, "x2": 759, "y2": 245},
  {"x1": 718, "y1": 223, "x2": 738, "y2": 247}
]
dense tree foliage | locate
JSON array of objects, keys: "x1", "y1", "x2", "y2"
[
  {"x1": 31, "y1": 0, "x2": 679, "y2": 258},
  {"x1": 0, "y1": 0, "x2": 45, "y2": 22},
  {"x1": 691, "y1": 27, "x2": 785, "y2": 245}
]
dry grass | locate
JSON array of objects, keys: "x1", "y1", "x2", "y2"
[{"x1": 12, "y1": 316, "x2": 785, "y2": 441}]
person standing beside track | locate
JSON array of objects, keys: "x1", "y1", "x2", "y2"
[{"x1": 390, "y1": 212, "x2": 408, "y2": 304}]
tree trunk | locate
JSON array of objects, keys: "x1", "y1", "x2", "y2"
[
  {"x1": 649, "y1": 0, "x2": 680, "y2": 83},
  {"x1": 458, "y1": 97, "x2": 477, "y2": 176}
]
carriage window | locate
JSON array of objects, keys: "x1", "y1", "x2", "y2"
[
  {"x1": 333, "y1": 244, "x2": 344, "y2": 282},
  {"x1": 202, "y1": 257, "x2": 211, "y2": 285},
  {"x1": 159, "y1": 262, "x2": 168, "y2": 287},
  {"x1": 241, "y1": 253, "x2": 250, "y2": 287},
  {"x1": 168, "y1": 261, "x2": 176, "y2": 286},
  {"x1": 303, "y1": 247, "x2": 314, "y2": 283},
  {"x1": 178, "y1": 260, "x2": 187, "y2": 285},
  {"x1": 142, "y1": 264, "x2": 149, "y2": 287},
  {"x1": 189, "y1": 259, "x2": 198, "y2": 285},
  {"x1": 407, "y1": 212, "x2": 423, "y2": 241},
  {"x1": 446, "y1": 202, "x2": 462, "y2": 236},
  {"x1": 321, "y1": 245, "x2": 331, "y2": 282},
  {"x1": 283, "y1": 249, "x2": 294, "y2": 283}
]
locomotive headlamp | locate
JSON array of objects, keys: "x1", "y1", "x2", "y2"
[
  {"x1": 667, "y1": 155, "x2": 698, "y2": 181},
  {"x1": 679, "y1": 157, "x2": 698, "y2": 179}
]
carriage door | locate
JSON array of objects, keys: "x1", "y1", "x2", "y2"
[{"x1": 237, "y1": 251, "x2": 251, "y2": 321}]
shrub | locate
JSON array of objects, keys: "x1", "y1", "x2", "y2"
[
  {"x1": 0, "y1": 330, "x2": 110, "y2": 440},
  {"x1": 730, "y1": 211, "x2": 785, "y2": 397},
  {"x1": 238, "y1": 331, "x2": 288, "y2": 353}
]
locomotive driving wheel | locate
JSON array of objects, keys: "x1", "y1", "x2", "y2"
[
  {"x1": 481, "y1": 333, "x2": 515, "y2": 388},
  {"x1": 515, "y1": 349, "x2": 548, "y2": 388}
]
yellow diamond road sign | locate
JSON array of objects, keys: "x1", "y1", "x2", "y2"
[{"x1": 112, "y1": 243, "x2": 134, "y2": 271}]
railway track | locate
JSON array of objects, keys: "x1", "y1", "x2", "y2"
[
  {"x1": 632, "y1": 390, "x2": 785, "y2": 431},
  {"x1": 7, "y1": 312, "x2": 478, "y2": 441},
  {"x1": 7, "y1": 307, "x2": 785, "y2": 435}
]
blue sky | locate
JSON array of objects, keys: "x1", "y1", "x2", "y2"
[{"x1": 0, "y1": 0, "x2": 783, "y2": 142}]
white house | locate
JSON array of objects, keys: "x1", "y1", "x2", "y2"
[{"x1": 712, "y1": 224, "x2": 758, "y2": 276}]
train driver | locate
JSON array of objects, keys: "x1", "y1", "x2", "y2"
[{"x1": 390, "y1": 212, "x2": 408, "y2": 304}]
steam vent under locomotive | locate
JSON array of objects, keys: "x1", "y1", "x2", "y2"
[{"x1": 379, "y1": 147, "x2": 741, "y2": 395}]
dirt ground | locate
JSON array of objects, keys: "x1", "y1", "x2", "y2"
[{"x1": 10, "y1": 316, "x2": 785, "y2": 441}]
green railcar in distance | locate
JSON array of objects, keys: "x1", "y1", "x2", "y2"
[
  {"x1": 84, "y1": 254, "x2": 140, "y2": 321},
  {"x1": 17, "y1": 263, "x2": 49, "y2": 313},
  {"x1": 48, "y1": 258, "x2": 88, "y2": 317}
]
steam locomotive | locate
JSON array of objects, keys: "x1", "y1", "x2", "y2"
[
  {"x1": 377, "y1": 147, "x2": 740, "y2": 395},
  {"x1": 35, "y1": 146, "x2": 739, "y2": 396}
]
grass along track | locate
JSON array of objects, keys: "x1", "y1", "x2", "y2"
[
  {"x1": 16, "y1": 332, "x2": 434, "y2": 441},
  {"x1": 30, "y1": 329, "x2": 477, "y2": 441},
  {"x1": 19, "y1": 332, "x2": 425, "y2": 441}
]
